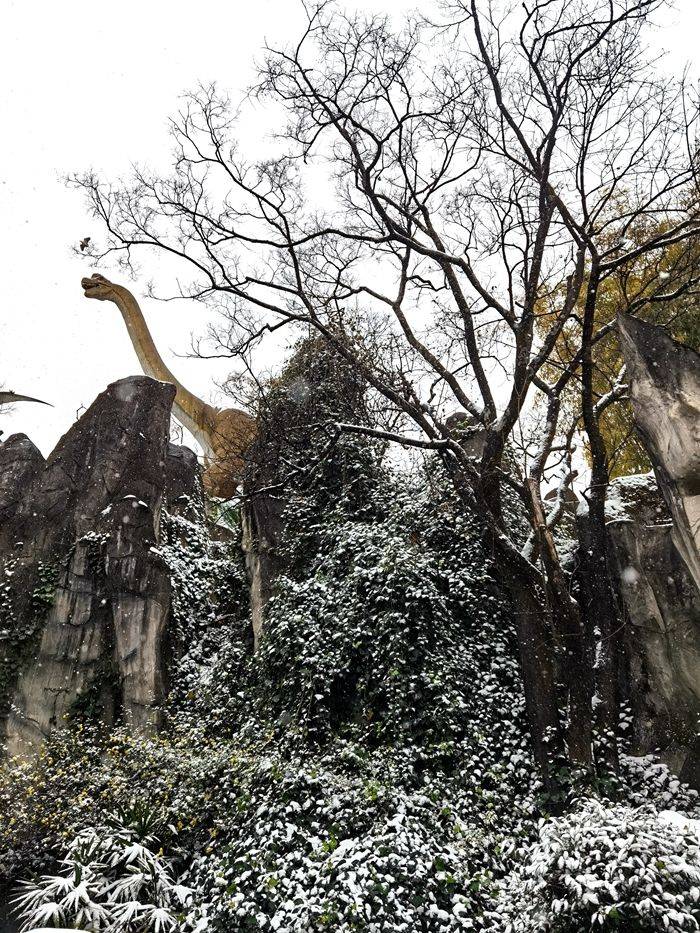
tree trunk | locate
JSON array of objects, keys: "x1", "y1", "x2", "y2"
[
  {"x1": 525, "y1": 478, "x2": 594, "y2": 769},
  {"x1": 580, "y1": 270, "x2": 620, "y2": 772},
  {"x1": 576, "y1": 497, "x2": 620, "y2": 772},
  {"x1": 448, "y1": 458, "x2": 567, "y2": 786},
  {"x1": 507, "y1": 574, "x2": 568, "y2": 785}
]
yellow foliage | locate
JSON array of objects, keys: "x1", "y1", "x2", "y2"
[{"x1": 537, "y1": 223, "x2": 700, "y2": 478}]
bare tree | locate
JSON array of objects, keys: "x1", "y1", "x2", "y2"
[{"x1": 74, "y1": 0, "x2": 699, "y2": 784}]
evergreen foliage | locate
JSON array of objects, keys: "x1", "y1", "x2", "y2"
[
  {"x1": 501, "y1": 800, "x2": 700, "y2": 932},
  {"x1": 1, "y1": 338, "x2": 698, "y2": 931}
]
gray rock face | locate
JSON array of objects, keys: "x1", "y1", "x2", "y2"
[
  {"x1": 617, "y1": 312, "x2": 700, "y2": 595},
  {"x1": 0, "y1": 376, "x2": 200, "y2": 759},
  {"x1": 0, "y1": 434, "x2": 44, "y2": 525},
  {"x1": 165, "y1": 442, "x2": 202, "y2": 517},
  {"x1": 607, "y1": 473, "x2": 700, "y2": 783},
  {"x1": 241, "y1": 494, "x2": 285, "y2": 650}
]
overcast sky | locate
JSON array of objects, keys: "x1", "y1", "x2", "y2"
[{"x1": 1, "y1": 0, "x2": 699, "y2": 457}]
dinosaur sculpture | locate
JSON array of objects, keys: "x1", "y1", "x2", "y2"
[
  {"x1": 0, "y1": 391, "x2": 51, "y2": 407},
  {"x1": 617, "y1": 311, "x2": 700, "y2": 596},
  {"x1": 82, "y1": 273, "x2": 255, "y2": 499}
]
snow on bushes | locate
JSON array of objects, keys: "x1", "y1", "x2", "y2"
[
  {"x1": 500, "y1": 798, "x2": 700, "y2": 932},
  {"x1": 164, "y1": 461, "x2": 538, "y2": 931},
  {"x1": 185, "y1": 756, "x2": 496, "y2": 932},
  {"x1": 5, "y1": 455, "x2": 700, "y2": 931},
  {"x1": 619, "y1": 753, "x2": 700, "y2": 815},
  {"x1": 253, "y1": 472, "x2": 525, "y2": 760},
  {"x1": 156, "y1": 498, "x2": 250, "y2": 724},
  {"x1": 3, "y1": 343, "x2": 698, "y2": 931},
  {"x1": 13, "y1": 805, "x2": 191, "y2": 932}
]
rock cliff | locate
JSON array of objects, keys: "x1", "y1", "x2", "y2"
[
  {"x1": 0, "y1": 376, "x2": 201, "y2": 758},
  {"x1": 0, "y1": 434, "x2": 44, "y2": 526},
  {"x1": 617, "y1": 312, "x2": 700, "y2": 595},
  {"x1": 607, "y1": 473, "x2": 700, "y2": 784}
]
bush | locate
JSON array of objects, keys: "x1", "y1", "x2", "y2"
[
  {"x1": 185, "y1": 755, "x2": 496, "y2": 933},
  {"x1": 0, "y1": 724, "x2": 236, "y2": 886},
  {"x1": 500, "y1": 798, "x2": 700, "y2": 932},
  {"x1": 13, "y1": 804, "x2": 191, "y2": 932}
]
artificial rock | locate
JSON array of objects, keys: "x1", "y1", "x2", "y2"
[
  {"x1": 0, "y1": 376, "x2": 201, "y2": 758},
  {"x1": 607, "y1": 473, "x2": 700, "y2": 784},
  {"x1": 617, "y1": 312, "x2": 700, "y2": 596},
  {"x1": 0, "y1": 434, "x2": 45, "y2": 527}
]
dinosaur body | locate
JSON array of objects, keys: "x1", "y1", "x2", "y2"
[{"x1": 82, "y1": 273, "x2": 255, "y2": 498}]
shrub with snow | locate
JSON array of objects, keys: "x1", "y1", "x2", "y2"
[
  {"x1": 500, "y1": 798, "x2": 700, "y2": 932},
  {"x1": 5, "y1": 345, "x2": 698, "y2": 932},
  {"x1": 13, "y1": 805, "x2": 190, "y2": 933},
  {"x1": 185, "y1": 755, "x2": 496, "y2": 933}
]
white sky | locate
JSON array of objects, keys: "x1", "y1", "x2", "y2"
[{"x1": 1, "y1": 0, "x2": 699, "y2": 458}]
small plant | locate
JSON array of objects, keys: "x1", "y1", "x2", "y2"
[
  {"x1": 13, "y1": 805, "x2": 191, "y2": 932},
  {"x1": 31, "y1": 561, "x2": 59, "y2": 611}
]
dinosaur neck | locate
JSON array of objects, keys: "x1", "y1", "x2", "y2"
[{"x1": 110, "y1": 285, "x2": 217, "y2": 455}]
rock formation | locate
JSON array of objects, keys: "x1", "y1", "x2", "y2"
[
  {"x1": 0, "y1": 376, "x2": 201, "y2": 759},
  {"x1": 617, "y1": 312, "x2": 700, "y2": 595},
  {"x1": 81, "y1": 273, "x2": 256, "y2": 500},
  {"x1": 0, "y1": 434, "x2": 44, "y2": 525},
  {"x1": 241, "y1": 493, "x2": 285, "y2": 649},
  {"x1": 81, "y1": 273, "x2": 281, "y2": 645},
  {"x1": 607, "y1": 473, "x2": 700, "y2": 785}
]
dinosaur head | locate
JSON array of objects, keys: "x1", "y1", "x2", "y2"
[{"x1": 81, "y1": 273, "x2": 118, "y2": 302}]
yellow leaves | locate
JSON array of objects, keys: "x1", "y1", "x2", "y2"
[{"x1": 534, "y1": 223, "x2": 700, "y2": 478}]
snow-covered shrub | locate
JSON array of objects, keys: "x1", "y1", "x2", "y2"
[
  {"x1": 12, "y1": 339, "x2": 698, "y2": 931},
  {"x1": 255, "y1": 473, "x2": 521, "y2": 755},
  {"x1": 147, "y1": 349, "x2": 536, "y2": 929},
  {"x1": 500, "y1": 798, "x2": 700, "y2": 932},
  {"x1": 185, "y1": 754, "x2": 496, "y2": 932},
  {"x1": 619, "y1": 753, "x2": 700, "y2": 815},
  {"x1": 13, "y1": 805, "x2": 191, "y2": 932},
  {"x1": 156, "y1": 500, "x2": 250, "y2": 735},
  {"x1": 0, "y1": 724, "x2": 237, "y2": 886},
  {"x1": 166, "y1": 459, "x2": 536, "y2": 931}
]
